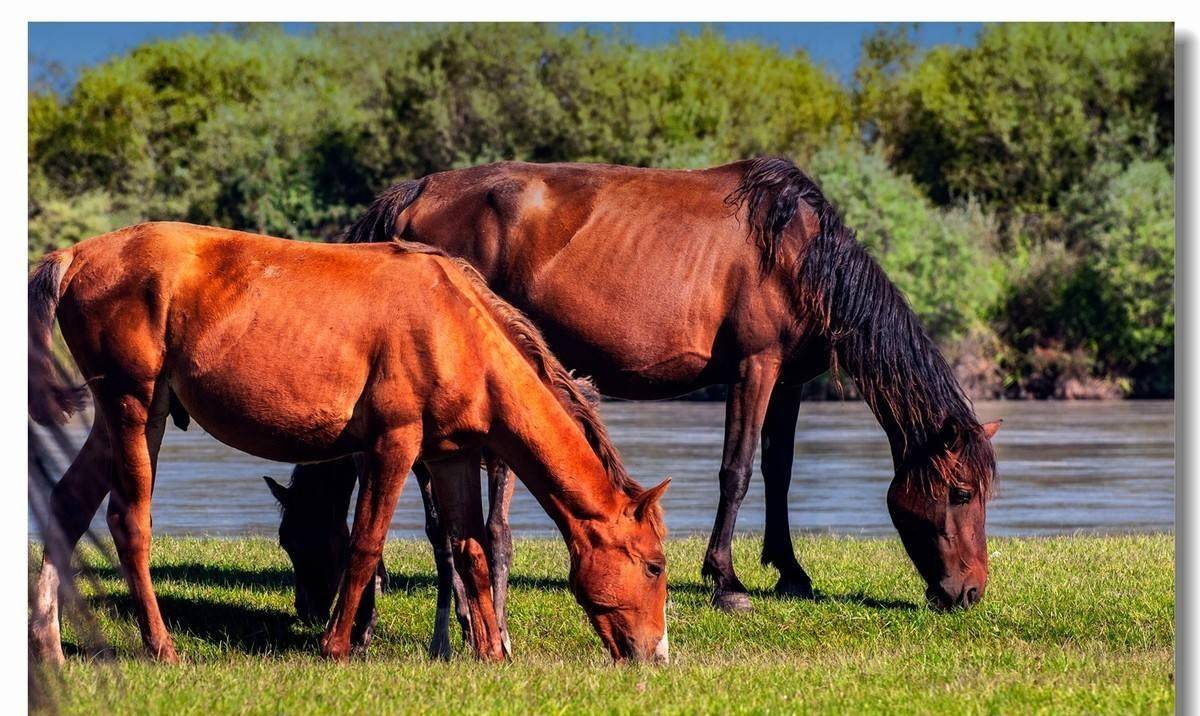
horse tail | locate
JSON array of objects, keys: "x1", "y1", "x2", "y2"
[
  {"x1": 725, "y1": 156, "x2": 845, "y2": 272},
  {"x1": 28, "y1": 249, "x2": 88, "y2": 425},
  {"x1": 335, "y1": 178, "x2": 427, "y2": 245}
]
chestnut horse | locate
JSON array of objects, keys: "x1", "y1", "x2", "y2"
[
  {"x1": 28, "y1": 223, "x2": 669, "y2": 663},
  {"x1": 316, "y1": 157, "x2": 999, "y2": 612}
]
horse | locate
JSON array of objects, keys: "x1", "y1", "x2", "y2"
[
  {"x1": 27, "y1": 222, "x2": 670, "y2": 664},
  {"x1": 287, "y1": 156, "x2": 1000, "y2": 613},
  {"x1": 263, "y1": 450, "x2": 517, "y2": 659}
]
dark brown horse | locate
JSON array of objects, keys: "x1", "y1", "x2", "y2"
[
  {"x1": 265, "y1": 450, "x2": 517, "y2": 659},
  {"x1": 28, "y1": 223, "x2": 669, "y2": 663},
  {"x1": 317, "y1": 157, "x2": 1000, "y2": 612}
]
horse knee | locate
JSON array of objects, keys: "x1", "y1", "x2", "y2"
[
  {"x1": 452, "y1": 539, "x2": 490, "y2": 584},
  {"x1": 718, "y1": 466, "x2": 753, "y2": 502}
]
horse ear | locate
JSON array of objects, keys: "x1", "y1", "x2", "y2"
[
  {"x1": 631, "y1": 478, "x2": 671, "y2": 520},
  {"x1": 263, "y1": 476, "x2": 289, "y2": 506},
  {"x1": 981, "y1": 420, "x2": 1002, "y2": 440}
]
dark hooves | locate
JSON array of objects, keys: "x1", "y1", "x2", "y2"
[
  {"x1": 712, "y1": 590, "x2": 753, "y2": 612},
  {"x1": 774, "y1": 574, "x2": 816, "y2": 600}
]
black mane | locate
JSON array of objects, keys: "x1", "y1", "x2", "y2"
[
  {"x1": 336, "y1": 178, "x2": 426, "y2": 245},
  {"x1": 729, "y1": 156, "x2": 996, "y2": 496}
]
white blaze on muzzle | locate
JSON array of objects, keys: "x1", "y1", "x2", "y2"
[{"x1": 653, "y1": 628, "x2": 669, "y2": 664}]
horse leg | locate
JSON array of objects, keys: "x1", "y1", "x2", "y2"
[
  {"x1": 429, "y1": 453, "x2": 505, "y2": 661},
  {"x1": 415, "y1": 463, "x2": 471, "y2": 660},
  {"x1": 760, "y1": 383, "x2": 814, "y2": 598},
  {"x1": 484, "y1": 453, "x2": 515, "y2": 658},
  {"x1": 320, "y1": 428, "x2": 418, "y2": 661},
  {"x1": 30, "y1": 417, "x2": 112, "y2": 665},
  {"x1": 702, "y1": 357, "x2": 782, "y2": 612},
  {"x1": 103, "y1": 384, "x2": 175, "y2": 662}
]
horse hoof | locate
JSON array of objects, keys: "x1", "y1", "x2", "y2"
[
  {"x1": 29, "y1": 638, "x2": 66, "y2": 667},
  {"x1": 428, "y1": 637, "x2": 452, "y2": 661},
  {"x1": 712, "y1": 590, "x2": 753, "y2": 612},
  {"x1": 320, "y1": 638, "x2": 351, "y2": 662},
  {"x1": 500, "y1": 631, "x2": 513, "y2": 660},
  {"x1": 149, "y1": 642, "x2": 180, "y2": 664},
  {"x1": 774, "y1": 575, "x2": 815, "y2": 600}
]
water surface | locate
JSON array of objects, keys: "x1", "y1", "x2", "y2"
[{"x1": 37, "y1": 400, "x2": 1174, "y2": 539}]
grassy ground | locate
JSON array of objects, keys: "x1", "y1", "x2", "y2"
[{"x1": 34, "y1": 534, "x2": 1173, "y2": 715}]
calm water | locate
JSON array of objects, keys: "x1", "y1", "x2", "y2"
[{"x1": 36, "y1": 400, "x2": 1174, "y2": 538}]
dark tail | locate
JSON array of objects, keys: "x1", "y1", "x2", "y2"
[
  {"x1": 28, "y1": 250, "x2": 88, "y2": 425},
  {"x1": 335, "y1": 178, "x2": 426, "y2": 245}
]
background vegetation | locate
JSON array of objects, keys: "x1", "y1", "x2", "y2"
[{"x1": 28, "y1": 23, "x2": 1175, "y2": 397}]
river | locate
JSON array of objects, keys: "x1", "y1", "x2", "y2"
[{"x1": 32, "y1": 400, "x2": 1175, "y2": 539}]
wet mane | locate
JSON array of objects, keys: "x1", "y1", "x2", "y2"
[
  {"x1": 382, "y1": 240, "x2": 653, "y2": 513},
  {"x1": 729, "y1": 157, "x2": 996, "y2": 498}
]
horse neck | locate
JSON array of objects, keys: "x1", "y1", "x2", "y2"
[
  {"x1": 488, "y1": 371, "x2": 628, "y2": 544},
  {"x1": 808, "y1": 237, "x2": 975, "y2": 467}
]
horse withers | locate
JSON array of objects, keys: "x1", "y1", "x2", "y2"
[{"x1": 28, "y1": 222, "x2": 668, "y2": 664}]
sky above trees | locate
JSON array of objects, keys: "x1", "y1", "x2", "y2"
[{"x1": 28, "y1": 21, "x2": 982, "y2": 90}]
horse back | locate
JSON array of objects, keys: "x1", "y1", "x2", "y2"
[
  {"x1": 55, "y1": 223, "x2": 498, "y2": 461},
  {"x1": 399, "y1": 163, "x2": 814, "y2": 395}
]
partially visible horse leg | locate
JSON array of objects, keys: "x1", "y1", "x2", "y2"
[
  {"x1": 320, "y1": 428, "x2": 418, "y2": 661},
  {"x1": 103, "y1": 382, "x2": 175, "y2": 662},
  {"x1": 429, "y1": 452, "x2": 505, "y2": 661},
  {"x1": 414, "y1": 463, "x2": 471, "y2": 660},
  {"x1": 484, "y1": 452, "x2": 515, "y2": 658},
  {"x1": 759, "y1": 383, "x2": 814, "y2": 598},
  {"x1": 30, "y1": 416, "x2": 112, "y2": 665},
  {"x1": 702, "y1": 356, "x2": 782, "y2": 612}
]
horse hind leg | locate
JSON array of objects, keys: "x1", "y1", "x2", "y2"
[
  {"x1": 102, "y1": 382, "x2": 176, "y2": 662},
  {"x1": 759, "y1": 383, "x2": 814, "y2": 599},
  {"x1": 484, "y1": 452, "x2": 515, "y2": 658},
  {"x1": 30, "y1": 418, "x2": 113, "y2": 665}
]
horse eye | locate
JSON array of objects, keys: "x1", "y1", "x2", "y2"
[
  {"x1": 645, "y1": 562, "x2": 665, "y2": 578},
  {"x1": 950, "y1": 488, "x2": 972, "y2": 505}
]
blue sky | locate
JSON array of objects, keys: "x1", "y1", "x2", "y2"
[{"x1": 29, "y1": 22, "x2": 982, "y2": 89}]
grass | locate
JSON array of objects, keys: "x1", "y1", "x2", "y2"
[{"x1": 35, "y1": 533, "x2": 1173, "y2": 715}]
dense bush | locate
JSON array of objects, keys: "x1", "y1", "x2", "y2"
[{"x1": 28, "y1": 22, "x2": 1175, "y2": 397}]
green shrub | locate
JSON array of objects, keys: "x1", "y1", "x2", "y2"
[{"x1": 809, "y1": 145, "x2": 1001, "y2": 343}]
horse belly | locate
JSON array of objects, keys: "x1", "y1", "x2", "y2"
[
  {"x1": 168, "y1": 361, "x2": 368, "y2": 464},
  {"x1": 521, "y1": 228, "x2": 735, "y2": 396}
]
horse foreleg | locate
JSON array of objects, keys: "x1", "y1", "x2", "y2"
[
  {"x1": 759, "y1": 383, "x2": 814, "y2": 598},
  {"x1": 428, "y1": 452, "x2": 505, "y2": 662},
  {"x1": 484, "y1": 453, "x2": 515, "y2": 658},
  {"x1": 31, "y1": 417, "x2": 112, "y2": 665},
  {"x1": 321, "y1": 428, "x2": 418, "y2": 661},
  {"x1": 702, "y1": 356, "x2": 782, "y2": 612},
  {"x1": 416, "y1": 464, "x2": 471, "y2": 660}
]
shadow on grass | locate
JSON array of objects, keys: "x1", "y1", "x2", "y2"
[{"x1": 82, "y1": 562, "x2": 921, "y2": 656}]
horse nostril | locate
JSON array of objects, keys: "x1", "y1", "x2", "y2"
[{"x1": 964, "y1": 587, "x2": 980, "y2": 607}]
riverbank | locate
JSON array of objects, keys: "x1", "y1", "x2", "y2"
[{"x1": 36, "y1": 534, "x2": 1173, "y2": 714}]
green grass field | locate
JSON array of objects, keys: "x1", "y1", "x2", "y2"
[{"x1": 35, "y1": 534, "x2": 1173, "y2": 715}]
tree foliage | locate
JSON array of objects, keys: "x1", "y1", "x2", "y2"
[{"x1": 28, "y1": 22, "x2": 1175, "y2": 396}]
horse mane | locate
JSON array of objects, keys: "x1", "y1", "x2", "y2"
[
  {"x1": 729, "y1": 156, "x2": 996, "y2": 498},
  {"x1": 335, "y1": 179, "x2": 427, "y2": 245},
  {"x1": 381, "y1": 240, "x2": 654, "y2": 516}
]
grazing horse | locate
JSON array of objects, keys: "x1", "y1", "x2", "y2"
[
  {"x1": 264, "y1": 450, "x2": 517, "y2": 659},
  {"x1": 308, "y1": 156, "x2": 998, "y2": 612},
  {"x1": 27, "y1": 222, "x2": 669, "y2": 663}
]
